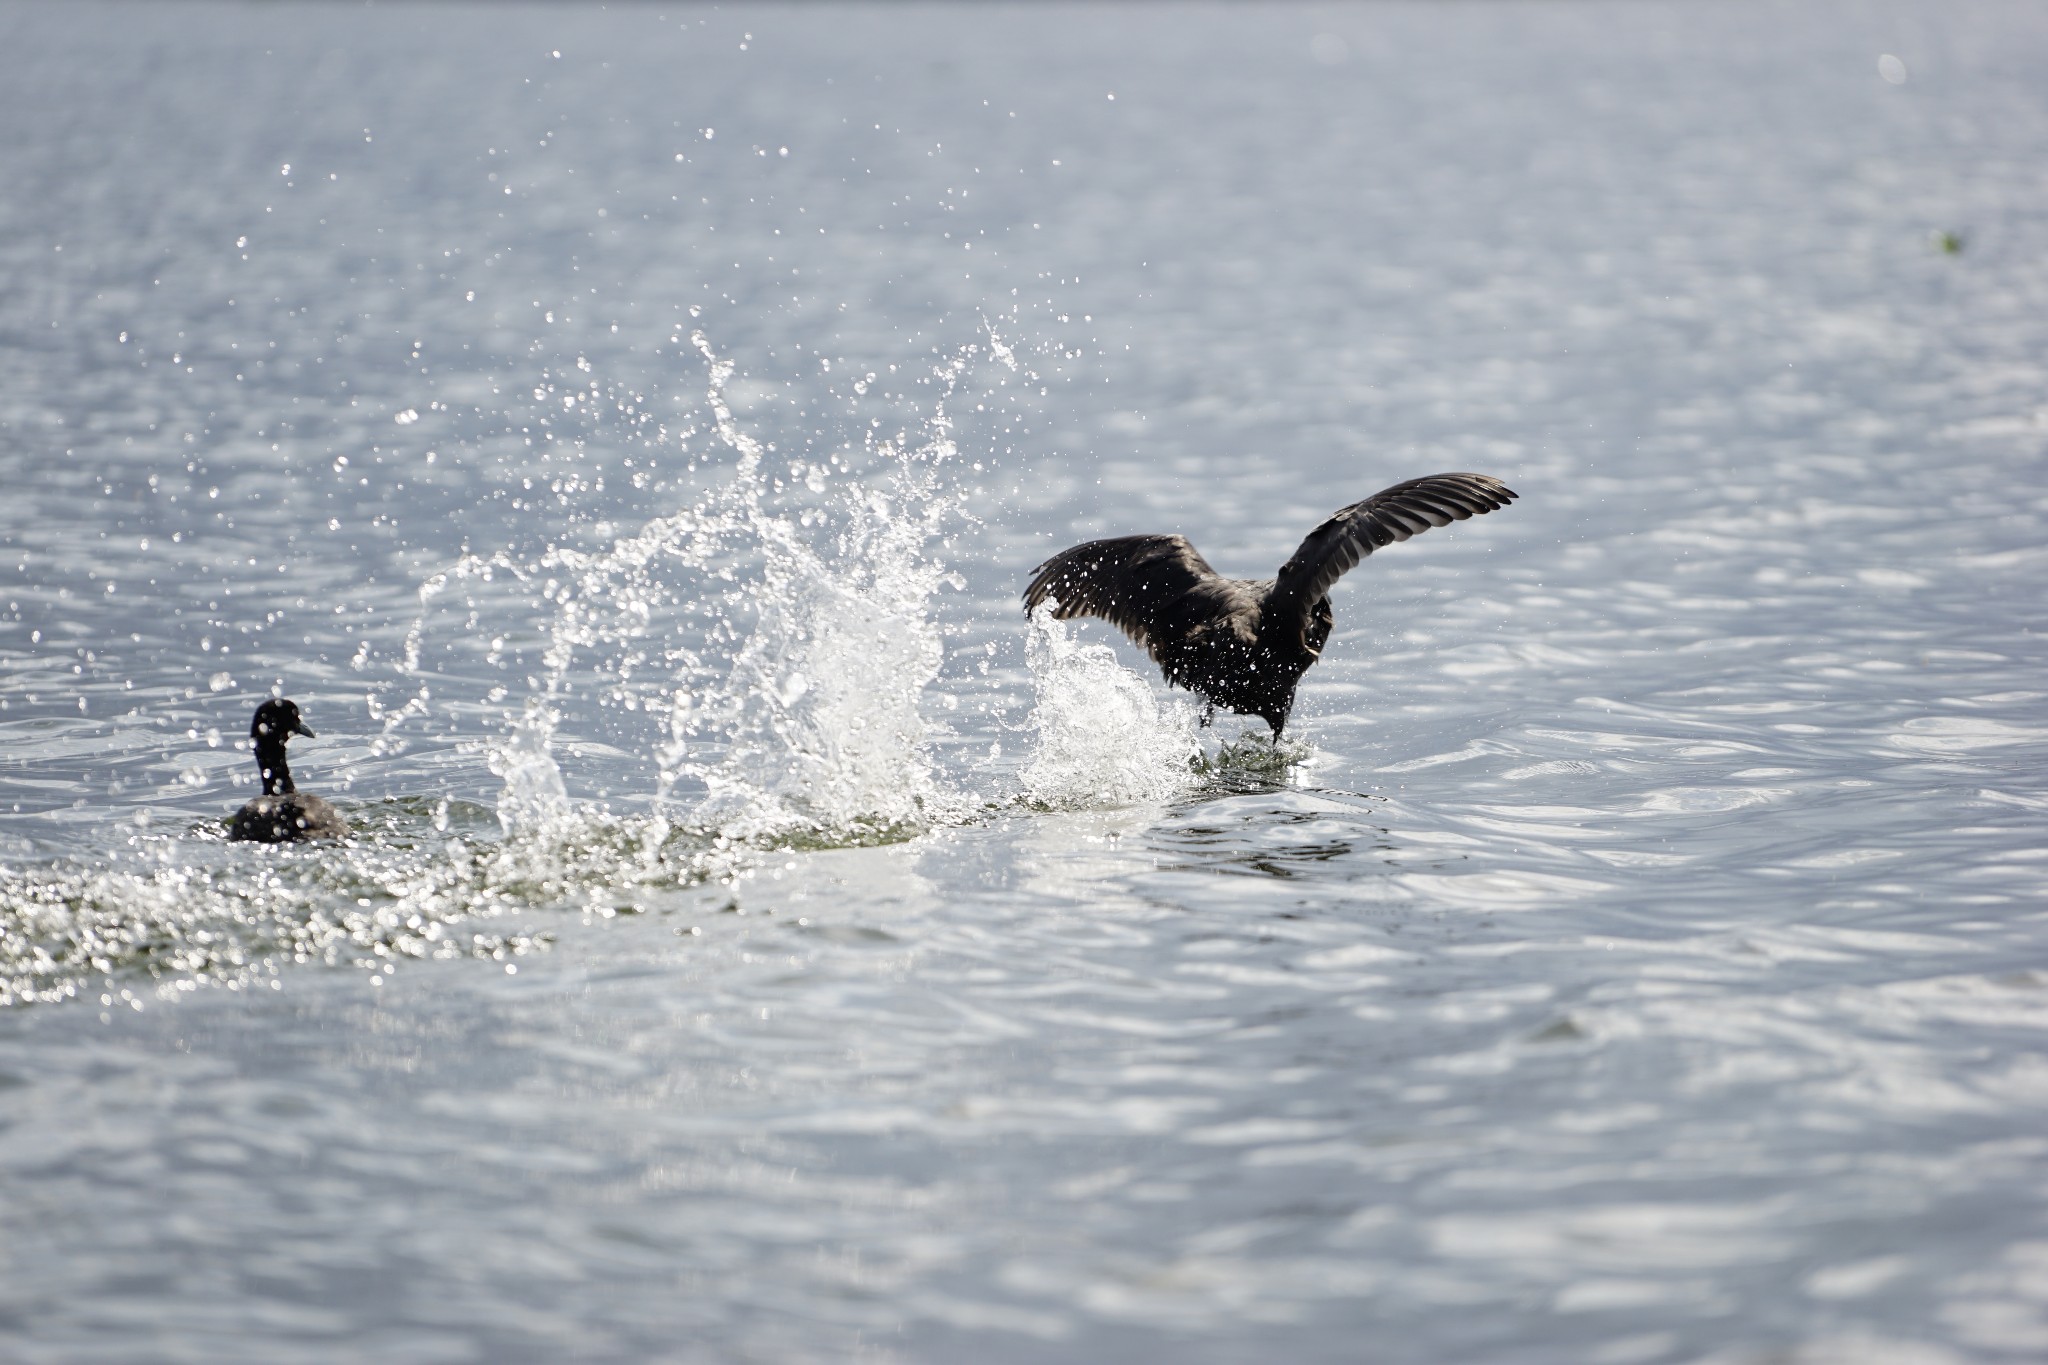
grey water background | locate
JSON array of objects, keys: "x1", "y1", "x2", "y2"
[{"x1": 4, "y1": 1, "x2": 2048, "y2": 1361}]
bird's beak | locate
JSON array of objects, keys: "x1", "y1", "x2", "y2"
[{"x1": 293, "y1": 721, "x2": 316, "y2": 738}]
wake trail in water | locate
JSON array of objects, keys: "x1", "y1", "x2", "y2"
[{"x1": 0, "y1": 327, "x2": 1292, "y2": 1007}]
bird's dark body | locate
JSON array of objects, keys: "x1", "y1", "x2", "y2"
[
  {"x1": 1024, "y1": 473, "x2": 1515, "y2": 737},
  {"x1": 229, "y1": 698, "x2": 349, "y2": 842},
  {"x1": 229, "y1": 792, "x2": 348, "y2": 843}
]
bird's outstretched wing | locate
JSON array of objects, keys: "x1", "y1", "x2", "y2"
[
  {"x1": 1265, "y1": 473, "x2": 1517, "y2": 646},
  {"x1": 1023, "y1": 535, "x2": 1256, "y2": 668}
]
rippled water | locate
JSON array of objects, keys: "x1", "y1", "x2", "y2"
[{"x1": 4, "y1": 2, "x2": 2047, "y2": 1360}]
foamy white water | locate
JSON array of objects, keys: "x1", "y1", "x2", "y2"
[
  {"x1": 1021, "y1": 608, "x2": 1205, "y2": 809},
  {"x1": 3, "y1": 3, "x2": 2047, "y2": 1363}
]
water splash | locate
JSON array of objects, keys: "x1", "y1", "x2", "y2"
[
  {"x1": 667, "y1": 336, "x2": 972, "y2": 839},
  {"x1": 396, "y1": 332, "x2": 995, "y2": 846},
  {"x1": 1019, "y1": 607, "x2": 1203, "y2": 809},
  {"x1": 488, "y1": 700, "x2": 572, "y2": 836},
  {"x1": 1200, "y1": 730, "x2": 1316, "y2": 789}
]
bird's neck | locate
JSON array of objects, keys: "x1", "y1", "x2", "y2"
[{"x1": 255, "y1": 739, "x2": 295, "y2": 796}]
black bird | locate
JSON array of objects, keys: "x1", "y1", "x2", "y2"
[
  {"x1": 1024, "y1": 472, "x2": 1516, "y2": 739},
  {"x1": 228, "y1": 698, "x2": 349, "y2": 842}
]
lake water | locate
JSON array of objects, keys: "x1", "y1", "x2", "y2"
[{"x1": 3, "y1": 2, "x2": 2047, "y2": 1360}]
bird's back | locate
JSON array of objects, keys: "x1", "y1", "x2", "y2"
[{"x1": 230, "y1": 793, "x2": 348, "y2": 843}]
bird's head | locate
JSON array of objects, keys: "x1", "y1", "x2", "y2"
[{"x1": 252, "y1": 698, "x2": 315, "y2": 744}]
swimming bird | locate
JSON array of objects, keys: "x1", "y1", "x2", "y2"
[
  {"x1": 228, "y1": 698, "x2": 349, "y2": 842},
  {"x1": 1024, "y1": 472, "x2": 1516, "y2": 739}
]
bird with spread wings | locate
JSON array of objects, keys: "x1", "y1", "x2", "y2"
[{"x1": 1023, "y1": 472, "x2": 1516, "y2": 738}]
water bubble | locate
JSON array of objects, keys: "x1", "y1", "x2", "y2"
[{"x1": 1878, "y1": 53, "x2": 1908, "y2": 84}]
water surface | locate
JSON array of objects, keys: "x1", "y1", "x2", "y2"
[{"x1": 3, "y1": 2, "x2": 2047, "y2": 1361}]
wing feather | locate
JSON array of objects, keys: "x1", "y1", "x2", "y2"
[
  {"x1": 1266, "y1": 473, "x2": 1516, "y2": 646},
  {"x1": 1023, "y1": 535, "x2": 1252, "y2": 669}
]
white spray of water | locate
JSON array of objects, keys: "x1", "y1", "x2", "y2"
[
  {"x1": 1020, "y1": 606, "x2": 1203, "y2": 809},
  {"x1": 421, "y1": 332, "x2": 1000, "y2": 846},
  {"x1": 665, "y1": 337, "x2": 974, "y2": 839},
  {"x1": 487, "y1": 700, "x2": 573, "y2": 836}
]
